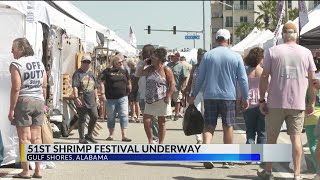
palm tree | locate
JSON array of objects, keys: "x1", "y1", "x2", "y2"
[
  {"x1": 235, "y1": 22, "x2": 254, "y2": 40},
  {"x1": 254, "y1": 0, "x2": 277, "y2": 31},
  {"x1": 288, "y1": 7, "x2": 299, "y2": 21}
]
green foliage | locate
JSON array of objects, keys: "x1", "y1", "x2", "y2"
[
  {"x1": 254, "y1": 0, "x2": 277, "y2": 31},
  {"x1": 235, "y1": 22, "x2": 254, "y2": 40},
  {"x1": 288, "y1": 7, "x2": 299, "y2": 21}
]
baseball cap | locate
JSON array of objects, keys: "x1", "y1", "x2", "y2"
[
  {"x1": 81, "y1": 54, "x2": 92, "y2": 61},
  {"x1": 197, "y1": 48, "x2": 206, "y2": 55},
  {"x1": 216, "y1": 29, "x2": 231, "y2": 40},
  {"x1": 282, "y1": 21, "x2": 297, "y2": 33},
  {"x1": 173, "y1": 51, "x2": 180, "y2": 57}
]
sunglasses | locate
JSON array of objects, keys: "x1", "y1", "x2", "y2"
[{"x1": 82, "y1": 61, "x2": 91, "y2": 64}]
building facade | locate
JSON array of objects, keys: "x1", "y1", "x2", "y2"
[{"x1": 211, "y1": 0, "x2": 320, "y2": 48}]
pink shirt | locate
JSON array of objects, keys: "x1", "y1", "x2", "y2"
[{"x1": 264, "y1": 44, "x2": 316, "y2": 110}]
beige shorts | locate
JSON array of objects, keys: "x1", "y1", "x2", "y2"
[
  {"x1": 144, "y1": 99, "x2": 172, "y2": 117},
  {"x1": 265, "y1": 108, "x2": 304, "y2": 136},
  {"x1": 172, "y1": 91, "x2": 183, "y2": 103},
  {"x1": 13, "y1": 96, "x2": 45, "y2": 127}
]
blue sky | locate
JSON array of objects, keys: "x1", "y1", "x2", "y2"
[{"x1": 71, "y1": 1, "x2": 212, "y2": 50}]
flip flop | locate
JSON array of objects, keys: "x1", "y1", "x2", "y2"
[
  {"x1": 106, "y1": 137, "x2": 114, "y2": 141},
  {"x1": 12, "y1": 174, "x2": 31, "y2": 179},
  {"x1": 32, "y1": 174, "x2": 42, "y2": 179}
]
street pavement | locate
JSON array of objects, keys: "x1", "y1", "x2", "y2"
[{"x1": 0, "y1": 116, "x2": 317, "y2": 180}]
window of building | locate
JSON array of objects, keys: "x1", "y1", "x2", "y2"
[
  {"x1": 240, "y1": 16, "x2": 247, "y2": 23},
  {"x1": 225, "y1": 0, "x2": 233, "y2": 10},
  {"x1": 288, "y1": 0, "x2": 292, "y2": 9},
  {"x1": 226, "y1": 16, "x2": 233, "y2": 27},
  {"x1": 240, "y1": 0, "x2": 248, "y2": 9}
]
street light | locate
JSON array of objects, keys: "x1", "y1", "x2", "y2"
[{"x1": 217, "y1": 1, "x2": 234, "y2": 46}]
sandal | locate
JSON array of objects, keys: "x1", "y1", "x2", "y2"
[
  {"x1": 134, "y1": 117, "x2": 141, "y2": 123},
  {"x1": 122, "y1": 137, "x2": 132, "y2": 142},
  {"x1": 13, "y1": 174, "x2": 31, "y2": 179},
  {"x1": 106, "y1": 137, "x2": 114, "y2": 141},
  {"x1": 32, "y1": 174, "x2": 42, "y2": 179}
]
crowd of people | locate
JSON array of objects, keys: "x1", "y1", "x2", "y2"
[{"x1": 7, "y1": 21, "x2": 320, "y2": 180}]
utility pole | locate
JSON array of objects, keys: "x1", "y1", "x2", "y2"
[
  {"x1": 202, "y1": 0, "x2": 206, "y2": 49},
  {"x1": 193, "y1": 34, "x2": 196, "y2": 48},
  {"x1": 232, "y1": 4, "x2": 235, "y2": 46}
]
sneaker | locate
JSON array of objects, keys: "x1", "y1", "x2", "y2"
[
  {"x1": 152, "y1": 139, "x2": 159, "y2": 144},
  {"x1": 79, "y1": 139, "x2": 88, "y2": 144},
  {"x1": 173, "y1": 116, "x2": 179, "y2": 121},
  {"x1": 203, "y1": 162, "x2": 214, "y2": 169},
  {"x1": 196, "y1": 140, "x2": 202, "y2": 144},
  {"x1": 222, "y1": 162, "x2": 234, "y2": 168},
  {"x1": 257, "y1": 170, "x2": 274, "y2": 180},
  {"x1": 313, "y1": 174, "x2": 320, "y2": 180},
  {"x1": 85, "y1": 135, "x2": 98, "y2": 144}
]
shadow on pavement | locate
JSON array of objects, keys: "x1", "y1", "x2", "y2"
[
  {"x1": 54, "y1": 142, "x2": 78, "y2": 144},
  {"x1": 166, "y1": 128, "x2": 183, "y2": 131},
  {"x1": 125, "y1": 162, "x2": 204, "y2": 170},
  {"x1": 227, "y1": 175, "x2": 292, "y2": 180},
  {"x1": 227, "y1": 175, "x2": 260, "y2": 180},
  {"x1": 172, "y1": 176, "x2": 213, "y2": 180}
]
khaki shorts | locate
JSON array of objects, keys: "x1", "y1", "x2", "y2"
[
  {"x1": 172, "y1": 91, "x2": 183, "y2": 103},
  {"x1": 266, "y1": 108, "x2": 304, "y2": 136},
  {"x1": 13, "y1": 96, "x2": 45, "y2": 126}
]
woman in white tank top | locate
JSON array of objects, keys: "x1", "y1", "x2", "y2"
[{"x1": 9, "y1": 38, "x2": 47, "y2": 178}]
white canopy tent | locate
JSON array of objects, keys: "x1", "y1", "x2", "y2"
[
  {"x1": 50, "y1": 1, "x2": 137, "y2": 56},
  {"x1": 231, "y1": 27, "x2": 261, "y2": 56},
  {"x1": 0, "y1": 1, "x2": 51, "y2": 166},
  {"x1": 243, "y1": 30, "x2": 274, "y2": 57},
  {"x1": 0, "y1": 0, "x2": 137, "y2": 166},
  {"x1": 232, "y1": 4, "x2": 320, "y2": 56},
  {"x1": 262, "y1": 4, "x2": 320, "y2": 51}
]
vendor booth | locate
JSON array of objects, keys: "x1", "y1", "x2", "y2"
[{"x1": 0, "y1": 1, "x2": 137, "y2": 166}]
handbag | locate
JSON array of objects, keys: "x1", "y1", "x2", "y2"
[{"x1": 41, "y1": 116, "x2": 54, "y2": 144}]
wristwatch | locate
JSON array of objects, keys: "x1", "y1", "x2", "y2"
[{"x1": 259, "y1": 99, "x2": 266, "y2": 103}]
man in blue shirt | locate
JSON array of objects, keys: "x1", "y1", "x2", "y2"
[{"x1": 188, "y1": 29, "x2": 249, "y2": 169}]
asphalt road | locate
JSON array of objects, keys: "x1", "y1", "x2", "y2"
[{"x1": 0, "y1": 116, "x2": 317, "y2": 180}]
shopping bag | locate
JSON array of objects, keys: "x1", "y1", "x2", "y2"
[
  {"x1": 183, "y1": 104, "x2": 204, "y2": 136},
  {"x1": 41, "y1": 116, "x2": 54, "y2": 144}
]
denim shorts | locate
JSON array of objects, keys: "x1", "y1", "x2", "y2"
[
  {"x1": 13, "y1": 96, "x2": 44, "y2": 126},
  {"x1": 203, "y1": 99, "x2": 236, "y2": 127},
  {"x1": 106, "y1": 96, "x2": 129, "y2": 129}
]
